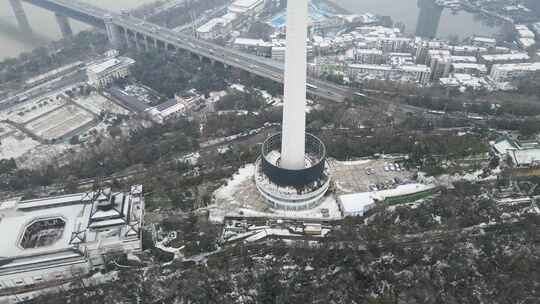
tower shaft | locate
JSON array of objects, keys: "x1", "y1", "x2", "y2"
[{"x1": 281, "y1": 0, "x2": 308, "y2": 170}]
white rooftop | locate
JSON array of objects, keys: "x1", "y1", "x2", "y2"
[
  {"x1": 0, "y1": 187, "x2": 143, "y2": 264},
  {"x1": 473, "y1": 36, "x2": 496, "y2": 43},
  {"x1": 356, "y1": 48, "x2": 383, "y2": 54},
  {"x1": 451, "y1": 56, "x2": 478, "y2": 63},
  {"x1": 349, "y1": 64, "x2": 393, "y2": 71},
  {"x1": 401, "y1": 65, "x2": 431, "y2": 73},
  {"x1": 492, "y1": 62, "x2": 540, "y2": 72},
  {"x1": 339, "y1": 192, "x2": 375, "y2": 215},
  {"x1": 229, "y1": 0, "x2": 262, "y2": 13},
  {"x1": 492, "y1": 139, "x2": 517, "y2": 154},
  {"x1": 87, "y1": 57, "x2": 134, "y2": 75},
  {"x1": 234, "y1": 37, "x2": 265, "y2": 46},
  {"x1": 512, "y1": 149, "x2": 540, "y2": 166},
  {"x1": 197, "y1": 18, "x2": 222, "y2": 33},
  {"x1": 0, "y1": 193, "x2": 92, "y2": 258},
  {"x1": 452, "y1": 63, "x2": 488, "y2": 72},
  {"x1": 482, "y1": 53, "x2": 530, "y2": 61},
  {"x1": 518, "y1": 38, "x2": 536, "y2": 48},
  {"x1": 231, "y1": 0, "x2": 261, "y2": 7},
  {"x1": 339, "y1": 183, "x2": 436, "y2": 215}
]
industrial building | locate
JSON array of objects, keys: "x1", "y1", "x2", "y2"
[{"x1": 0, "y1": 186, "x2": 144, "y2": 301}]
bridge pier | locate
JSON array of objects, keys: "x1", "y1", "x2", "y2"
[
  {"x1": 134, "y1": 35, "x2": 141, "y2": 51},
  {"x1": 144, "y1": 36, "x2": 150, "y2": 51},
  {"x1": 136, "y1": 34, "x2": 144, "y2": 51},
  {"x1": 55, "y1": 13, "x2": 73, "y2": 38},
  {"x1": 9, "y1": 0, "x2": 32, "y2": 34},
  {"x1": 105, "y1": 15, "x2": 123, "y2": 49},
  {"x1": 123, "y1": 29, "x2": 132, "y2": 49}
]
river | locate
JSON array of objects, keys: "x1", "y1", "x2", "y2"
[
  {"x1": 0, "y1": 0, "x2": 500, "y2": 61},
  {"x1": 335, "y1": 0, "x2": 500, "y2": 39},
  {"x1": 0, "y1": 0, "x2": 150, "y2": 60}
]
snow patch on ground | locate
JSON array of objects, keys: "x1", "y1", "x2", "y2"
[
  {"x1": 335, "y1": 181, "x2": 354, "y2": 193},
  {"x1": 206, "y1": 164, "x2": 342, "y2": 223},
  {"x1": 334, "y1": 159, "x2": 372, "y2": 166},
  {"x1": 17, "y1": 143, "x2": 71, "y2": 169},
  {"x1": 214, "y1": 164, "x2": 255, "y2": 201},
  {"x1": 0, "y1": 132, "x2": 40, "y2": 160}
]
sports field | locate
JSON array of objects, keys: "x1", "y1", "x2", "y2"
[{"x1": 25, "y1": 105, "x2": 94, "y2": 140}]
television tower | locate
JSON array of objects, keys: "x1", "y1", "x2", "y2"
[
  {"x1": 255, "y1": 0, "x2": 330, "y2": 211},
  {"x1": 281, "y1": 0, "x2": 308, "y2": 170}
]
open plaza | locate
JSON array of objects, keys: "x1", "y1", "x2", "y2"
[{"x1": 208, "y1": 157, "x2": 435, "y2": 223}]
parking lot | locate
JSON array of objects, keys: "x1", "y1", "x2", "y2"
[
  {"x1": 329, "y1": 158, "x2": 415, "y2": 194},
  {"x1": 73, "y1": 93, "x2": 130, "y2": 116}
]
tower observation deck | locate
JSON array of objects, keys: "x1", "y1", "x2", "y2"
[{"x1": 255, "y1": 0, "x2": 330, "y2": 210}]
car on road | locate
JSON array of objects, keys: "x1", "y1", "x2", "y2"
[{"x1": 307, "y1": 83, "x2": 318, "y2": 90}]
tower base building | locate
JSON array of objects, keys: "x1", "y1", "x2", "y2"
[{"x1": 255, "y1": 133, "x2": 331, "y2": 210}]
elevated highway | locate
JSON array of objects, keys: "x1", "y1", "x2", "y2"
[{"x1": 22, "y1": 0, "x2": 356, "y2": 102}]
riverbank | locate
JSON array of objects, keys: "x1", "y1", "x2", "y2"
[{"x1": 455, "y1": 1, "x2": 514, "y2": 25}]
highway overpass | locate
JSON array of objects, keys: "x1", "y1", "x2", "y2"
[{"x1": 20, "y1": 0, "x2": 356, "y2": 102}]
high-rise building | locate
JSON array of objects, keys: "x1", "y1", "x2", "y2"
[
  {"x1": 415, "y1": 0, "x2": 443, "y2": 39},
  {"x1": 255, "y1": 0, "x2": 330, "y2": 210}
]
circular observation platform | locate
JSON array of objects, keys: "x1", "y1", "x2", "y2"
[{"x1": 255, "y1": 133, "x2": 331, "y2": 210}]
